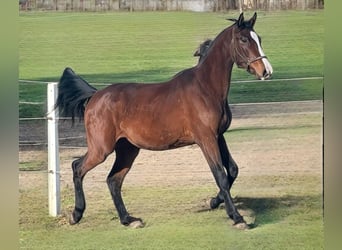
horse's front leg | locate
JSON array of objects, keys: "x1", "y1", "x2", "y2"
[
  {"x1": 198, "y1": 137, "x2": 247, "y2": 228},
  {"x1": 210, "y1": 134, "x2": 239, "y2": 209}
]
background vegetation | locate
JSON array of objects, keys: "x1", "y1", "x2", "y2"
[{"x1": 19, "y1": 0, "x2": 324, "y2": 12}]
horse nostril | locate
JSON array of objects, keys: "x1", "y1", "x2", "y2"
[{"x1": 263, "y1": 70, "x2": 271, "y2": 79}]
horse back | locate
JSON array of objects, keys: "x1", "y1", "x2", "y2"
[{"x1": 84, "y1": 71, "x2": 224, "y2": 150}]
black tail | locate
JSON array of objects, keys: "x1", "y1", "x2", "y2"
[{"x1": 55, "y1": 67, "x2": 97, "y2": 124}]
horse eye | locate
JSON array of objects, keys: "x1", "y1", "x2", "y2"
[{"x1": 240, "y1": 36, "x2": 248, "y2": 43}]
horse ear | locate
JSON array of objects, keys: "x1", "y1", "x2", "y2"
[
  {"x1": 193, "y1": 48, "x2": 200, "y2": 57},
  {"x1": 237, "y1": 12, "x2": 244, "y2": 28},
  {"x1": 249, "y1": 12, "x2": 257, "y2": 28}
]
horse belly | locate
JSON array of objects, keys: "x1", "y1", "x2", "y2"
[{"x1": 121, "y1": 121, "x2": 194, "y2": 151}]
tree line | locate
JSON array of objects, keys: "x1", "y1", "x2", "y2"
[{"x1": 20, "y1": 0, "x2": 324, "y2": 12}]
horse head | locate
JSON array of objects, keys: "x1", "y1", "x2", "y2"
[{"x1": 228, "y1": 12, "x2": 273, "y2": 80}]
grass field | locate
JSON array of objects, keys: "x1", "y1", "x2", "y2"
[
  {"x1": 19, "y1": 111, "x2": 323, "y2": 249},
  {"x1": 19, "y1": 11, "x2": 324, "y2": 117}
]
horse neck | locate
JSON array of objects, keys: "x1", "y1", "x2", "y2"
[{"x1": 195, "y1": 27, "x2": 234, "y2": 101}]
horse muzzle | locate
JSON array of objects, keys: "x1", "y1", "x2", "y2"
[{"x1": 247, "y1": 56, "x2": 273, "y2": 80}]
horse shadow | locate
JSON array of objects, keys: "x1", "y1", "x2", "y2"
[{"x1": 196, "y1": 195, "x2": 321, "y2": 229}]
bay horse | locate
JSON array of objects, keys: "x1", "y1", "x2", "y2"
[{"x1": 55, "y1": 12, "x2": 273, "y2": 230}]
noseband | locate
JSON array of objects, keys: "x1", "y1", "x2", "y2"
[
  {"x1": 247, "y1": 55, "x2": 268, "y2": 66},
  {"x1": 246, "y1": 55, "x2": 268, "y2": 72}
]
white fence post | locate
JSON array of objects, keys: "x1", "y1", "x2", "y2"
[{"x1": 47, "y1": 82, "x2": 60, "y2": 217}]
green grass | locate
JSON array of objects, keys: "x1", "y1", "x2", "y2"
[
  {"x1": 19, "y1": 161, "x2": 46, "y2": 171},
  {"x1": 19, "y1": 11, "x2": 324, "y2": 117},
  {"x1": 19, "y1": 116, "x2": 323, "y2": 249},
  {"x1": 230, "y1": 78, "x2": 323, "y2": 103},
  {"x1": 20, "y1": 181, "x2": 323, "y2": 250}
]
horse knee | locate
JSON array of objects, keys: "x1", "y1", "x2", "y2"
[
  {"x1": 72, "y1": 157, "x2": 84, "y2": 178},
  {"x1": 228, "y1": 160, "x2": 239, "y2": 179},
  {"x1": 229, "y1": 165, "x2": 238, "y2": 179},
  {"x1": 107, "y1": 169, "x2": 128, "y2": 189},
  {"x1": 72, "y1": 158, "x2": 81, "y2": 170},
  {"x1": 216, "y1": 171, "x2": 230, "y2": 191},
  {"x1": 75, "y1": 152, "x2": 108, "y2": 178}
]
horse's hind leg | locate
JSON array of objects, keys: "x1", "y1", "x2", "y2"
[
  {"x1": 210, "y1": 134, "x2": 239, "y2": 209},
  {"x1": 70, "y1": 142, "x2": 115, "y2": 224},
  {"x1": 106, "y1": 139, "x2": 142, "y2": 227},
  {"x1": 69, "y1": 156, "x2": 86, "y2": 224}
]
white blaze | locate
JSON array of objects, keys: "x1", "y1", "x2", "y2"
[{"x1": 250, "y1": 31, "x2": 273, "y2": 76}]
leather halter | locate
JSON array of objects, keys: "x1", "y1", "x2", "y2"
[
  {"x1": 247, "y1": 55, "x2": 268, "y2": 66},
  {"x1": 246, "y1": 55, "x2": 268, "y2": 72}
]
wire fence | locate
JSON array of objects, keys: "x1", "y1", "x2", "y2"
[{"x1": 19, "y1": 76, "x2": 323, "y2": 149}]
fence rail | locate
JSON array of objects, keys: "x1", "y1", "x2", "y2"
[
  {"x1": 19, "y1": 0, "x2": 324, "y2": 12},
  {"x1": 19, "y1": 76, "x2": 323, "y2": 114},
  {"x1": 19, "y1": 76, "x2": 323, "y2": 149}
]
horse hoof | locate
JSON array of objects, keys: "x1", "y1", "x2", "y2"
[
  {"x1": 69, "y1": 211, "x2": 82, "y2": 225},
  {"x1": 69, "y1": 214, "x2": 77, "y2": 225},
  {"x1": 209, "y1": 198, "x2": 220, "y2": 209},
  {"x1": 129, "y1": 220, "x2": 145, "y2": 229},
  {"x1": 233, "y1": 222, "x2": 249, "y2": 230}
]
